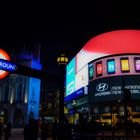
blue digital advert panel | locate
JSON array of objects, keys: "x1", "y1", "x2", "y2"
[
  {"x1": 27, "y1": 59, "x2": 42, "y2": 121},
  {"x1": 28, "y1": 77, "x2": 41, "y2": 120},
  {"x1": 64, "y1": 87, "x2": 84, "y2": 102}
]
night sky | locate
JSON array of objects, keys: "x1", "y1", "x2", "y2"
[{"x1": 0, "y1": 1, "x2": 140, "y2": 74}]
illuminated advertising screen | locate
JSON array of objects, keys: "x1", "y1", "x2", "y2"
[
  {"x1": 64, "y1": 87, "x2": 84, "y2": 102},
  {"x1": 89, "y1": 75, "x2": 140, "y2": 102},
  {"x1": 89, "y1": 54, "x2": 140, "y2": 82},
  {"x1": 120, "y1": 58, "x2": 130, "y2": 72},
  {"x1": 28, "y1": 78, "x2": 41, "y2": 120},
  {"x1": 107, "y1": 59, "x2": 116, "y2": 74},
  {"x1": 89, "y1": 64, "x2": 94, "y2": 80},
  {"x1": 96, "y1": 62, "x2": 103, "y2": 76},
  {"x1": 135, "y1": 57, "x2": 140, "y2": 72},
  {"x1": 75, "y1": 65, "x2": 88, "y2": 91},
  {"x1": 76, "y1": 30, "x2": 140, "y2": 73},
  {"x1": 28, "y1": 59, "x2": 42, "y2": 120},
  {"x1": 76, "y1": 49, "x2": 108, "y2": 73},
  {"x1": 66, "y1": 58, "x2": 76, "y2": 96}
]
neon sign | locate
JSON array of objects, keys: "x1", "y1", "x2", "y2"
[
  {"x1": 0, "y1": 49, "x2": 18, "y2": 80},
  {"x1": 0, "y1": 49, "x2": 11, "y2": 79},
  {"x1": 0, "y1": 59, "x2": 17, "y2": 71}
]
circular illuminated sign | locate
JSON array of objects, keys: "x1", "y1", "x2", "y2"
[{"x1": 0, "y1": 49, "x2": 11, "y2": 79}]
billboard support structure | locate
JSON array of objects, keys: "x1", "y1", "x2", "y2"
[{"x1": 122, "y1": 79, "x2": 131, "y2": 139}]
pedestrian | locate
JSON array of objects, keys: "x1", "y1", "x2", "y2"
[
  {"x1": 23, "y1": 124, "x2": 29, "y2": 140},
  {"x1": 0, "y1": 120, "x2": 3, "y2": 140},
  {"x1": 4, "y1": 121, "x2": 11, "y2": 140},
  {"x1": 41, "y1": 121, "x2": 49, "y2": 140},
  {"x1": 52, "y1": 120, "x2": 59, "y2": 140},
  {"x1": 64, "y1": 119, "x2": 72, "y2": 140}
]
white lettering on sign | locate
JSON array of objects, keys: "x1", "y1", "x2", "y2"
[
  {"x1": 0, "y1": 61, "x2": 17, "y2": 71},
  {"x1": 95, "y1": 91, "x2": 110, "y2": 96}
]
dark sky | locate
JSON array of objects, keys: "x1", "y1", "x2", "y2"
[{"x1": 0, "y1": 1, "x2": 140, "y2": 73}]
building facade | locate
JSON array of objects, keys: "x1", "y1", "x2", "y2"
[
  {"x1": 65, "y1": 30, "x2": 140, "y2": 125},
  {"x1": 0, "y1": 48, "x2": 42, "y2": 127}
]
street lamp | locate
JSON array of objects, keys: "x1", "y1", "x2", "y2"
[
  {"x1": 57, "y1": 54, "x2": 68, "y2": 65},
  {"x1": 57, "y1": 53, "x2": 68, "y2": 139}
]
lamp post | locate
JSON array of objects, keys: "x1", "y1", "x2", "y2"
[{"x1": 57, "y1": 54, "x2": 68, "y2": 139}]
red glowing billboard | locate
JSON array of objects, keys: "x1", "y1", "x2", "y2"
[{"x1": 76, "y1": 30, "x2": 140, "y2": 72}]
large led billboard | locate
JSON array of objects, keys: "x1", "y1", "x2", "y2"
[
  {"x1": 76, "y1": 30, "x2": 140, "y2": 72},
  {"x1": 88, "y1": 54, "x2": 140, "y2": 81},
  {"x1": 107, "y1": 59, "x2": 116, "y2": 74},
  {"x1": 134, "y1": 57, "x2": 140, "y2": 72},
  {"x1": 88, "y1": 54, "x2": 140, "y2": 103},
  {"x1": 75, "y1": 65, "x2": 88, "y2": 91},
  {"x1": 89, "y1": 63, "x2": 94, "y2": 80},
  {"x1": 120, "y1": 57, "x2": 130, "y2": 72},
  {"x1": 89, "y1": 75, "x2": 140, "y2": 102},
  {"x1": 66, "y1": 30, "x2": 140, "y2": 100},
  {"x1": 28, "y1": 59, "x2": 42, "y2": 120},
  {"x1": 66, "y1": 58, "x2": 76, "y2": 96}
]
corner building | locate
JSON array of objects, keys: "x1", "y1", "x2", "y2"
[{"x1": 65, "y1": 30, "x2": 140, "y2": 126}]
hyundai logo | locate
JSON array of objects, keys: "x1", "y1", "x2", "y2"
[{"x1": 96, "y1": 83, "x2": 108, "y2": 92}]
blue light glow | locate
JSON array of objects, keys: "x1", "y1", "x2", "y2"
[
  {"x1": 28, "y1": 78, "x2": 41, "y2": 120},
  {"x1": 27, "y1": 59, "x2": 42, "y2": 121}
]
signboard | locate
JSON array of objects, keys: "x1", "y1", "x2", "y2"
[
  {"x1": 76, "y1": 30, "x2": 140, "y2": 73},
  {"x1": 0, "y1": 49, "x2": 11, "y2": 79},
  {"x1": 96, "y1": 62, "x2": 103, "y2": 76},
  {"x1": 0, "y1": 59, "x2": 17, "y2": 72},
  {"x1": 89, "y1": 64, "x2": 94, "y2": 80},
  {"x1": 120, "y1": 57, "x2": 130, "y2": 72},
  {"x1": 64, "y1": 87, "x2": 84, "y2": 102},
  {"x1": 89, "y1": 75, "x2": 140, "y2": 102},
  {"x1": 134, "y1": 57, "x2": 140, "y2": 72},
  {"x1": 66, "y1": 58, "x2": 76, "y2": 96},
  {"x1": 107, "y1": 59, "x2": 116, "y2": 74},
  {"x1": 75, "y1": 65, "x2": 88, "y2": 91},
  {"x1": 28, "y1": 77, "x2": 41, "y2": 120},
  {"x1": 27, "y1": 59, "x2": 42, "y2": 120}
]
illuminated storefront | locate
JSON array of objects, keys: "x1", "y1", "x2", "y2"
[{"x1": 89, "y1": 54, "x2": 140, "y2": 125}]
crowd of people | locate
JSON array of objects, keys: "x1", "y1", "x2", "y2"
[
  {"x1": 1, "y1": 117, "x2": 140, "y2": 140},
  {"x1": 22, "y1": 117, "x2": 99, "y2": 140},
  {"x1": 23, "y1": 118, "x2": 73, "y2": 140}
]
